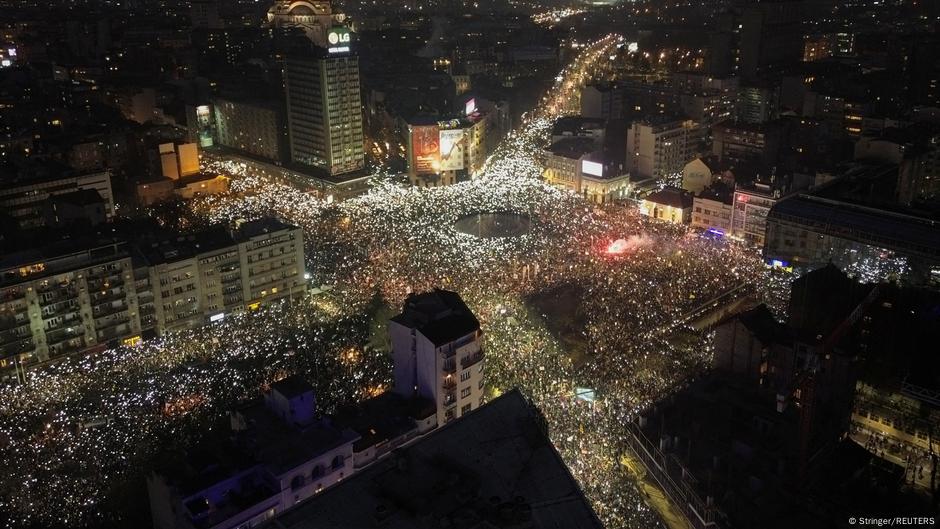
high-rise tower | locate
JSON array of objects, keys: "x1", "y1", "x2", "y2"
[{"x1": 283, "y1": 28, "x2": 365, "y2": 176}]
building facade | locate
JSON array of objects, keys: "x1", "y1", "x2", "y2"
[
  {"x1": 640, "y1": 187, "x2": 693, "y2": 224},
  {"x1": 731, "y1": 185, "x2": 782, "y2": 246},
  {"x1": 389, "y1": 289, "x2": 485, "y2": 425},
  {"x1": 213, "y1": 97, "x2": 284, "y2": 162},
  {"x1": 0, "y1": 170, "x2": 114, "y2": 229},
  {"x1": 691, "y1": 186, "x2": 734, "y2": 234},
  {"x1": 627, "y1": 118, "x2": 704, "y2": 181},
  {"x1": 0, "y1": 240, "x2": 153, "y2": 376},
  {"x1": 0, "y1": 219, "x2": 306, "y2": 379},
  {"x1": 284, "y1": 44, "x2": 365, "y2": 177}
]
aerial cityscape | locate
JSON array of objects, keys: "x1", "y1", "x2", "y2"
[{"x1": 0, "y1": 0, "x2": 938, "y2": 528}]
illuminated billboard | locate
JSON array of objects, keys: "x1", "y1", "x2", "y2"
[
  {"x1": 582, "y1": 160, "x2": 603, "y2": 177},
  {"x1": 411, "y1": 125, "x2": 440, "y2": 174},
  {"x1": 327, "y1": 27, "x2": 351, "y2": 53},
  {"x1": 439, "y1": 129, "x2": 466, "y2": 171},
  {"x1": 465, "y1": 98, "x2": 477, "y2": 116}
]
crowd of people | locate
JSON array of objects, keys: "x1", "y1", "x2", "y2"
[{"x1": 0, "y1": 35, "x2": 791, "y2": 529}]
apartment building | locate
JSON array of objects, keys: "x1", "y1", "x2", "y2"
[
  {"x1": 0, "y1": 239, "x2": 153, "y2": 376},
  {"x1": 148, "y1": 377, "x2": 361, "y2": 529},
  {"x1": 0, "y1": 218, "x2": 306, "y2": 379},
  {"x1": 389, "y1": 289, "x2": 484, "y2": 425},
  {"x1": 691, "y1": 184, "x2": 734, "y2": 235},
  {"x1": 627, "y1": 117, "x2": 704, "y2": 180},
  {"x1": 0, "y1": 169, "x2": 114, "y2": 229}
]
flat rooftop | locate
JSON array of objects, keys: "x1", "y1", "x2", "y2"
[{"x1": 265, "y1": 389, "x2": 603, "y2": 529}]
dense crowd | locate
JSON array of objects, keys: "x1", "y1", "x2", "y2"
[{"x1": 0, "y1": 35, "x2": 790, "y2": 529}]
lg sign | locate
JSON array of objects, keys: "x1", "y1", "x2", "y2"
[{"x1": 328, "y1": 30, "x2": 351, "y2": 46}]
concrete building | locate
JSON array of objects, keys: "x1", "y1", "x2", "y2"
[
  {"x1": 266, "y1": 389, "x2": 604, "y2": 529},
  {"x1": 736, "y1": 84, "x2": 778, "y2": 124},
  {"x1": 189, "y1": 0, "x2": 222, "y2": 29},
  {"x1": 640, "y1": 187, "x2": 693, "y2": 224},
  {"x1": 41, "y1": 189, "x2": 108, "y2": 228},
  {"x1": 0, "y1": 239, "x2": 154, "y2": 376},
  {"x1": 0, "y1": 170, "x2": 114, "y2": 229},
  {"x1": 854, "y1": 123, "x2": 940, "y2": 204},
  {"x1": 147, "y1": 377, "x2": 360, "y2": 529},
  {"x1": 543, "y1": 137, "x2": 598, "y2": 192},
  {"x1": 213, "y1": 97, "x2": 285, "y2": 162},
  {"x1": 691, "y1": 184, "x2": 734, "y2": 235},
  {"x1": 681, "y1": 157, "x2": 715, "y2": 194},
  {"x1": 159, "y1": 142, "x2": 200, "y2": 180},
  {"x1": 550, "y1": 116, "x2": 606, "y2": 146},
  {"x1": 284, "y1": 41, "x2": 365, "y2": 177},
  {"x1": 0, "y1": 219, "x2": 306, "y2": 379},
  {"x1": 739, "y1": 0, "x2": 805, "y2": 80},
  {"x1": 389, "y1": 289, "x2": 484, "y2": 426},
  {"x1": 628, "y1": 265, "x2": 877, "y2": 529},
  {"x1": 765, "y1": 193, "x2": 940, "y2": 285},
  {"x1": 580, "y1": 82, "x2": 623, "y2": 120},
  {"x1": 712, "y1": 121, "x2": 767, "y2": 163},
  {"x1": 626, "y1": 117, "x2": 704, "y2": 181},
  {"x1": 731, "y1": 183, "x2": 784, "y2": 246}
]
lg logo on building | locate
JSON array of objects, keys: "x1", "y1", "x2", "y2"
[{"x1": 328, "y1": 31, "x2": 350, "y2": 45}]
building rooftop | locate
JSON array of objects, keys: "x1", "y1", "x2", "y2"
[
  {"x1": 768, "y1": 194, "x2": 940, "y2": 259},
  {"x1": 696, "y1": 182, "x2": 734, "y2": 204},
  {"x1": 546, "y1": 137, "x2": 597, "y2": 160},
  {"x1": 270, "y1": 375, "x2": 315, "y2": 400},
  {"x1": 788, "y1": 263, "x2": 876, "y2": 335},
  {"x1": 46, "y1": 188, "x2": 105, "y2": 207},
  {"x1": 264, "y1": 389, "x2": 604, "y2": 529},
  {"x1": 138, "y1": 225, "x2": 236, "y2": 265},
  {"x1": 391, "y1": 289, "x2": 480, "y2": 346},
  {"x1": 234, "y1": 217, "x2": 298, "y2": 241},
  {"x1": 551, "y1": 116, "x2": 607, "y2": 137},
  {"x1": 734, "y1": 304, "x2": 792, "y2": 345},
  {"x1": 334, "y1": 391, "x2": 436, "y2": 452},
  {"x1": 645, "y1": 187, "x2": 693, "y2": 209},
  {"x1": 235, "y1": 397, "x2": 360, "y2": 476}
]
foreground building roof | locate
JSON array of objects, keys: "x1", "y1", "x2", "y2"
[{"x1": 264, "y1": 389, "x2": 603, "y2": 529}]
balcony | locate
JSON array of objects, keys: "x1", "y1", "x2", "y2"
[
  {"x1": 442, "y1": 360, "x2": 456, "y2": 374},
  {"x1": 41, "y1": 298, "x2": 79, "y2": 317},
  {"x1": 96, "y1": 315, "x2": 131, "y2": 333},
  {"x1": 97, "y1": 324, "x2": 129, "y2": 342},
  {"x1": 460, "y1": 351, "x2": 484, "y2": 369},
  {"x1": 93, "y1": 303, "x2": 127, "y2": 319},
  {"x1": 137, "y1": 293, "x2": 155, "y2": 305},
  {"x1": 0, "y1": 315, "x2": 30, "y2": 332},
  {"x1": 44, "y1": 316, "x2": 81, "y2": 333},
  {"x1": 443, "y1": 393, "x2": 457, "y2": 408},
  {"x1": 442, "y1": 377, "x2": 456, "y2": 391},
  {"x1": 49, "y1": 341, "x2": 86, "y2": 358},
  {"x1": 90, "y1": 289, "x2": 126, "y2": 305},
  {"x1": 46, "y1": 326, "x2": 84, "y2": 345},
  {"x1": 38, "y1": 287, "x2": 79, "y2": 306},
  {"x1": 87, "y1": 276, "x2": 124, "y2": 292},
  {"x1": 0, "y1": 337, "x2": 34, "y2": 358}
]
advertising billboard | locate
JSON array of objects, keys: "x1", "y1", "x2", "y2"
[
  {"x1": 465, "y1": 98, "x2": 477, "y2": 116},
  {"x1": 582, "y1": 160, "x2": 603, "y2": 177},
  {"x1": 327, "y1": 27, "x2": 351, "y2": 53},
  {"x1": 411, "y1": 125, "x2": 440, "y2": 174},
  {"x1": 439, "y1": 128, "x2": 466, "y2": 171}
]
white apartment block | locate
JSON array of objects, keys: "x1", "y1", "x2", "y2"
[
  {"x1": 627, "y1": 118, "x2": 704, "y2": 180},
  {"x1": 389, "y1": 289, "x2": 485, "y2": 425}
]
